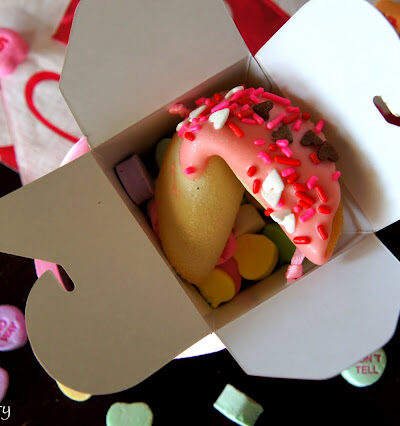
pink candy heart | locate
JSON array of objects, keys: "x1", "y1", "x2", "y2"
[
  {"x1": 0, "y1": 368, "x2": 8, "y2": 402},
  {"x1": 0, "y1": 28, "x2": 29, "y2": 77},
  {"x1": 0, "y1": 305, "x2": 27, "y2": 351}
]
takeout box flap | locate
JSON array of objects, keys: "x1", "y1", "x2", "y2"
[
  {"x1": 255, "y1": 0, "x2": 400, "y2": 231},
  {"x1": 0, "y1": 153, "x2": 210, "y2": 394},
  {"x1": 60, "y1": 0, "x2": 249, "y2": 149},
  {"x1": 216, "y1": 234, "x2": 400, "y2": 379}
]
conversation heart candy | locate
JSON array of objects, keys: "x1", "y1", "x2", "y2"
[
  {"x1": 0, "y1": 368, "x2": 9, "y2": 402},
  {"x1": 263, "y1": 223, "x2": 296, "y2": 265},
  {"x1": 233, "y1": 234, "x2": 278, "y2": 280},
  {"x1": 56, "y1": 381, "x2": 91, "y2": 402},
  {"x1": 341, "y1": 348, "x2": 387, "y2": 387},
  {"x1": 0, "y1": 305, "x2": 27, "y2": 351},
  {"x1": 106, "y1": 402, "x2": 153, "y2": 426},
  {"x1": 213, "y1": 384, "x2": 264, "y2": 426},
  {"x1": 198, "y1": 268, "x2": 237, "y2": 308},
  {"x1": 0, "y1": 28, "x2": 29, "y2": 77},
  {"x1": 217, "y1": 258, "x2": 242, "y2": 294},
  {"x1": 217, "y1": 232, "x2": 237, "y2": 265}
]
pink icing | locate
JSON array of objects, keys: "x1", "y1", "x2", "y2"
[{"x1": 178, "y1": 90, "x2": 341, "y2": 265}]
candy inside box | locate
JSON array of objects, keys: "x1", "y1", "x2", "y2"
[{"x1": 0, "y1": 0, "x2": 399, "y2": 395}]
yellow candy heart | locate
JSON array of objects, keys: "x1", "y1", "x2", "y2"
[
  {"x1": 56, "y1": 381, "x2": 91, "y2": 402},
  {"x1": 197, "y1": 268, "x2": 236, "y2": 309}
]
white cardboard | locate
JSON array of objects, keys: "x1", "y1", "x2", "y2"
[
  {"x1": 217, "y1": 234, "x2": 400, "y2": 379},
  {"x1": 60, "y1": 0, "x2": 248, "y2": 148},
  {"x1": 255, "y1": 0, "x2": 400, "y2": 231}
]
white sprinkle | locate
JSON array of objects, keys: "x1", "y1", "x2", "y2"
[
  {"x1": 224, "y1": 85, "x2": 244, "y2": 99},
  {"x1": 270, "y1": 210, "x2": 296, "y2": 234},
  {"x1": 208, "y1": 108, "x2": 230, "y2": 130},
  {"x1": 176, "y1": 120, "x2": 188, "y2": 132},
  {"x1": 189, "y1": 105, "x2": 207, "y2": 121},
  {"x1": 261, "y1": 169, "x2": 284, "y2": 208}
]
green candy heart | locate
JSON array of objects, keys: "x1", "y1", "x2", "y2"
[
  {"x1": 155, "y1": 138, "x2": 171, "y2": 168},
  {"x1": 106, "y1": 402, "x2": 153, "y2": 426},
  {"x1": 341, "y1": 348, "x2": 387, "y2": 387},
  {"x1": 263, "y1": 223, "x2": 296, "y2": 266}
]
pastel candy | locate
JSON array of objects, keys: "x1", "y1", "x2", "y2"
[
  {"x1": 116, "y1": 154, "x2": 155, "y2": 205},
  {"x1": 217, "y1": 232, "x2": 237, "y2": 265},
  {"x1": 341, "y1": 348, "x2": 387, "y2": 387},
  {"x1": 197, "y1": 268, "x2": 237, "y2": 309},
  {"x1": 106, "y1": 402, "x2": 153, "y2": 426},
  {"x1": 263, "y1": 223, "x2": 296, "y2": 266},
  {"x1": 233, "y1": 204, "x2": 265, "y2": 237},
  {"x1": 60, "y1": 137, "x2": 90, "y2": 166},
  {"x1": 56, "y1": 381, "x2": 91, "y2": 402},
  {"x1": 0, "y1": 368, "x2": 9, "y2": 402},
  {"x1": 217, "y1": 258, "x2": 242, "y2": 294},
  {"x1": 213, "y1": 384, "x2": 264, "y2": 426},
  {"x1": 233, "y1": 234, "x2": 278, "y2": 280},
  {"x1": 155, "y1": 138, "x2": 171, "y2": 168},
  {"x1": 0, "y1": 28, "x2": 29, "y2": 77},
  {"x1": 0, "y1": 305, "x2": 27, "y2": 351}
]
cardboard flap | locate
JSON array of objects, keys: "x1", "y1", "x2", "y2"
[
  {"x1": 61, "y1": 0, "x2": 248, "y2": 148},
  {"x1": 216, "y1": 234, "x2": 400, "y2": 379},
  {"x1": 0, "y1": 154, "x2": 209, "y2": 394},
  {"x1": 255, "y1": 0, "x2": 400, "y2": 231}
]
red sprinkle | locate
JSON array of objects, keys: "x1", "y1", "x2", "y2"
[
  {"x1": 184, "y1": 166, "x2": 196, "y2": 175},
  {"x1": 283, "y1": 112, "x2": 300, "y2": 124},
  {"x1": 315, "y1": 185, "x2": 328, "y2": 202},
  {"x1": 318, "y1": 205, "x2": 331, "y2": 214},
  {"x1": 236, "y1": 109, "x2": 253, "y2": 119},
  {"x1": 268, "y1": 143, "x2": 277, "y2": 151},
  {"x1": 274, "y1": 156, "x2": 301, "y2": 166},
  {"x1": 264, "y1": 208, "x2": 274, "y2": 216},
  {"x1": 316, "y1": 224, "x2": 328, "y2": 240},
  {"x1": 227, "y1": 121, "x2": 244, "y2": 137},
  {"x1": 184, "y1": 132, "x2": 195, "y2": 141},
  {"x1": 286, "y1": 173, "x2": 299, "y2": 184},
  {"x1": 293, "y1": 236, "x2": 311, "y2": 244},
  {"x1": 293, "y1": 183, "x2": 307, "y2": 192},
  {"x1": 253, "y1": 179, "x2": 261, "y2": 194},
  {"x1": 298, "y1": 200, "x2": 312, "y2": 209},
  {"x1": 295, "y1": 191, "x2": 316, "y2": 205},
  {"x1": 302, "y1": 112, "x2": 311, "y2": 120},
  {"x1": 262, "y1": 92, "x2": 291, "y2": 105},
  {"x1": 247, "y1": 166, "x2": 257, "y2": 177},
  {"x1": 213, "y1": 93, "x2": 223, "y2": 102},
  {"x1": 309, "y1": 152, "x2": 320, "y2": 164}
]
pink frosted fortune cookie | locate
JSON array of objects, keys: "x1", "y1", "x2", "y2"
[
  {"x1": 0, "y1": 28, "x2": 29, "y2": 77},
  {"x1": 0, "y1": 305, "x2": 28, "y2": 351},
  {"x1": 0, "y1": 368, "x2": 8, "y2": 402}
]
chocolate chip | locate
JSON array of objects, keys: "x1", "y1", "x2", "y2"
[
  {"x1": 300, "y1": 130, "x2": 324, "y2": 146},
  {"x1": 317, "y1": 142, "x2": 339, "y2": 162},
  {"x1": 252, "y1": 101, "x2": 273, "y2": 120},
  {"x1": 272, "y1": 125, "x2": 293, "y2": 143}
]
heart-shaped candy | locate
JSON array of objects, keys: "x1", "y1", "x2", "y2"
[
  {"x1": 318, "y1": 142, "x2": 339, "y2": 162},
  {"x1": 209, "y1": 108, "x2": 230, "y2": 130},
  {"x1": 0, "y1": 305, "x2": 27, "y2": 351},
  {"x1": 106, "y1": 402, "x2": 153, "y2": 426},
  {"x1": 272, "y1": 124, "x2": 293, "y2": 143},
  {"x1": 0, "y1": 368, "x2": 8, "y2": 402},
  {"x1": 300, "y1": 130, "x2": 324, "y2": 146},
  {"x1": 252, "y1": 101, "x2": 273, "y2": 120}
]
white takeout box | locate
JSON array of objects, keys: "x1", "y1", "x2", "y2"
[{"x1": 0, "y1": 0, "x2": 399, "y2": 395}]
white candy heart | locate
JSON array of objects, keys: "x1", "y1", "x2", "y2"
[
  {"x1": 261, "y1": 169, "x2": 284, "y2": 208},
  {"x1": 209, "y1": 108, "x2": 230, "y2": 130},
  {"x1": 224, "y1": 85, "x2": 244, "y2": 99},
  {"x1": 270, "y1": 209, "x2": 296, "y2": 234},
  {"x1": 189, "y1": 105, "x2": 207, "y2": 121}
]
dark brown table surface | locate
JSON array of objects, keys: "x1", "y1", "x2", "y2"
[{"x1": 0, "y1": 163, "x2": 399, "y2": 426}]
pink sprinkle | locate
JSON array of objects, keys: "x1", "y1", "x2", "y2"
[
  {"x1": 293, "y1": 119, "x2": 302, "y2": 131},
  {"x1": 229, "y1": 102, "x2": 239, "y2": 110},
  {"x1": 241, "y1": 104, "x2": 250, "y2": 111},
  {"x1": 253, "y1": 113, "x2": 264, "y2": 124},
  {"x1": 262, "y1": 92, "x2": 291, "y2": 105},
  {"x1": 332, "y1": 171, "x2": 341, "y2": 181},
  {"x1": 231, "y1": 90, "x2": 245, "y2": 101},
  {"x1": 292, "y1": 205, "x2": 302, "y2": 214},
  {"x1": 178, "y1": 123, "x2": 189, "y2": 137},
  {"x1": 276, "y1": 139, "x2": 289, "y2": 147},
  {"x1": 300, "y1": 208, "x2": 315, "y2": 223},
  {"x1": 211, "y1": 101, "x2": 229, "y2": 113},
  {"x1": 266, "y1": 113, "x2": 286, "y2": 130},
  {"x1": 242, "y1": 118, "x2": 257, "y2": 125},
  {"x1": 314, "y1": 119, "x2": 325, "y2": 133},
  {"x1": 195, "y1": 97, "x2": 206, "y2": 106},
  {"x1": 253, "y1": 139, "x2": 266, "y2": 145},
  {"x1": 277, "y1": 198, "x2": 285, "y2": 208},
  {"x1": 191, "y1": 117, "x2": 199, "y2": 123},
  {"x1": 189, "y1": 124, "x2": 201, "y2": 133},
  {"x1": 198, "y1": 116, "x2": 207, "y2": 122},
  {"x1": 258, "y1": 151, "x2": 272, "y2": 164},
  {"x1": 306, "y1": 175, "x2": 319, "y2": 190},
  {"x1": 282, "y1": 147, "x2": 293, "y2": 158},
  {"x1": 250, "y1": 93, "x2": 262, "y2": 104},
  {"x1": 168, "y1": 103, "x2": 190, "y2": 117},
  {"x1": 281, "y1": 167, "x2": 295, "y2": 177},
  {"x1": 286, "y1": 106, "x2": 300, "y2": 113},
  {"x1": 184, "y1": 166, "x2": 196, "y2": 175},
  {"x1": 254, "y1": 87, "x2": 264, "y2": 96}
]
